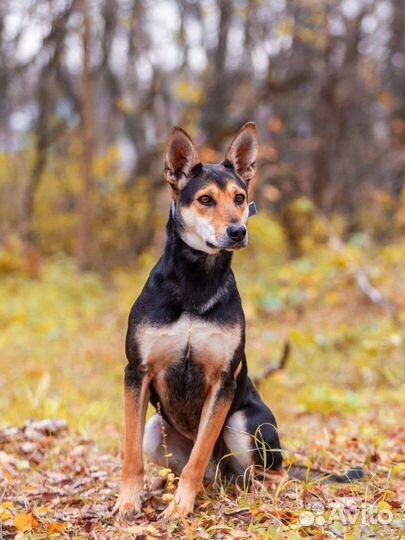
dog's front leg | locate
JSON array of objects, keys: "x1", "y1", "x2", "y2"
[
  {"x1": 162, "y1": 376, "x2": 235, "y2": 518},
  {"x1": 114, "y1": 364, "x2": 150, "y2": 518}
]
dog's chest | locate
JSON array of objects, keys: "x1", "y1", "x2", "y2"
[
  {"x1": 135, "y1": 314, "x2": 241, "y2": 437},
  {"x1": 136, "y1": 314, "x2": 240, "y2": 378}
]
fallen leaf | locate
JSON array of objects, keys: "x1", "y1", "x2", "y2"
[
  {"x1": 47, "y1": 521, "x2": 68, "y2": 534},
  {"x1": 14, "y1": 512, "x2": 39, "y2": 532}
]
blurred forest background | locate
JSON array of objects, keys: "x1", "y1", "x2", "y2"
[
  {"x1": 0, "y1": 1, "x2": 405, "y2": 537},
  {"x1": 0, "y1": 0, "x2": 404, "y2": 268}
]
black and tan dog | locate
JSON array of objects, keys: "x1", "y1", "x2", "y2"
[{"x1": 114, "y1": 122, "x2": 282, "y2": 519}]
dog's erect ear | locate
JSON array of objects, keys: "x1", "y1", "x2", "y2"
[
  {"x1": 225, "y1": 122, "x2": 258, "y2": 184},
  {"x1": 164, "y1": 127, "x2": 200, "y2": 191}
]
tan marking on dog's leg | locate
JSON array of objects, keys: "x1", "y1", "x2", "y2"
[
  {"x1": 114, "y1": 377, "x2": 150, "y2": 518},
  {"x1": 162, "y1": 383, "x2": 232, "y2": 518}
]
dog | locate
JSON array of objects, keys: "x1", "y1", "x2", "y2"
[{"x1": 114, "y1": 122, "x2": 283, "y2": 519}]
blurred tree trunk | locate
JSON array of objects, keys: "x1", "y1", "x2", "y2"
[
  {"x1": 311, "y1": 6, "x2": 367, "y2": 214},
  {"x1": 20, "y1": 1, "x2": 75, "y2": 245},
  {"x1": 388, "y1": 0, "x2": 405, "y2": 194},
  {"x1": 77, "y1": 0, "x2": 94, "y2": 271},
  {"x1": 201, "y1": 0, "x2": 234, "y2": 148},
  {"x1": 20, "y1": 92, "x2": 49, "y2": 245},
  {"x1": 0, "y1": 4, "x2": 9, "y2": 133},
  {"x1": 99, "y1": 0, "x2": 161, "y2": 258},
  {"x1": 390, "y1": 0, "x2": 405, "y2": 123}
]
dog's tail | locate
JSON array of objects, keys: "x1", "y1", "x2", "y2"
[{"x1": 286, "y1": 464, "x2": 364, "y2": 484}]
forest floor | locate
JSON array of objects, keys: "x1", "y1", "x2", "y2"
[
  {"x1": 1, "y1": 416, "x2": 405, "y2": 539},
  {"x1": 1, "y1": 220, "x2": 405, "y2": 538}
]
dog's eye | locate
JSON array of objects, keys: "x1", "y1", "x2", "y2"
[
  {"x1": 198, "y1": 195, "x2": 215, "y2": 206},
  {"x1": 235, "y1": 194, "x2": 246, "y2": 205}
]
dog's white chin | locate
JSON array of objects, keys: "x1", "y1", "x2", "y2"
[
  {"x1": 180, "y1": 231, "x2": 220, "y2": 255},
  {"x1": 180, "y1": 232, "x2": 248, "y2": 254}
]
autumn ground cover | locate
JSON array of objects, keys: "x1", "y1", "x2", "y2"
[{"x1": 1, "y1": 215, "x2": 404, "y2": 539}]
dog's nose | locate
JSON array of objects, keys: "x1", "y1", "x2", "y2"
[{"x1": 227, "y1": 224, "x2": 247, "y2": 242}]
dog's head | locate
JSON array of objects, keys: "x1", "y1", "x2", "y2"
[{"x1": 164, "y1": 122, "x2": 258, "y2": 254}]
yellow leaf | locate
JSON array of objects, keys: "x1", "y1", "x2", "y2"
[
  {"x1": 47, "y1": 522, "x2": 67, "y2": 534},
  {"x1": 298, "y1": 28, "x2": 318, "y2": 44},
  {"x1": 325, "y1": 291, "x2": 340, "y2": 306},
  {"x1": 175, "y1": 80, "x2": 202, "y2": 104},
  {"x1": 14, "y1": 512, "x2": 38, "y2": 532},
  {"x1": 378, "y1": 500, "x2": 392, "y2": 511},
  {"x1": 116, "y1": 98, "x2": 132, "y2": 113},
  {"x1": 0, "y1": 509, "x2": 12, "y2": 521},
  {"x1": 35, "y1": 505, "x2": 49, "y2": 515},
  {"x1": 0, "y1": 501, "x2": 14, "y2": 520},
  {"x1": 392, "y1": 463, "x2": 405, "y2": 476},
  {"x1": 277, "y1": 19, "x2": 294, "y2": 37}
]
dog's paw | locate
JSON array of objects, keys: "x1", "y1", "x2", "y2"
[
  {"x1": 113, "y1": 484, "x2": 143, "y2": 520},
  {"x1": 160, "y1": 490, "x2": 195, "y2": 520}
]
